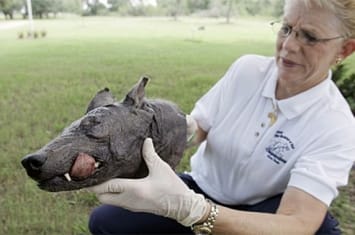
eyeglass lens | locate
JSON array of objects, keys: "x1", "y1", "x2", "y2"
[{"x1": 271, "y1": 22, "x2": 320, "y2": 45}]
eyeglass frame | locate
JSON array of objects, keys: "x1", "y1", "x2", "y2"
[{"x1": 270, "y1": 21, "x2": 345, "y2": 46}]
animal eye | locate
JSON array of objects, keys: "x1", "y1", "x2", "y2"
[
  {"x1": 81, "y1": 116, "x2": 100, "y2": 127},
  {"x1": 80, "y1": 116, "x2": 109, "y2": 139}
]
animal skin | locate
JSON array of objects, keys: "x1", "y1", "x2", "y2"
[{"x1": 21, "y1": 77, "x2": 187, "y2": 192}]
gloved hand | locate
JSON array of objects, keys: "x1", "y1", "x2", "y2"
[
  {"x1": 186, "y1": 114, "x2": 198, "y2": 139},
  {"x1": 186, "y1": 114, "x2": 198, "y2": 147},
  {"x1": 89, "y1": 138, "x2": 209, "y2": 226}
]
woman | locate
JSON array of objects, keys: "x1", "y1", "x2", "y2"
[{"x1": 89, "y1": 0, "x2": 355, "y2": 234}]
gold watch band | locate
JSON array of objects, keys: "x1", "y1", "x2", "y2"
[{"x1": 191, "y1": 199, "x2": 219, "y2": 235}]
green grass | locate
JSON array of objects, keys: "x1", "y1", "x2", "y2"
[{"x1": 0, "y1": 16, "x2": 354, "y2": 235}]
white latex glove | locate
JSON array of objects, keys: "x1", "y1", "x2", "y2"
[
  {"x1": 186, "y1": 114, "x2": 198, "y2": 146},
  {"x1": 186, "y1": 114, "x2": 198, "y2": 138},
  {"x1": 89, "y1": 138, "x2": 209, "y2": 226}
]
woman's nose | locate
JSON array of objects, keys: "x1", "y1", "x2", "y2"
[{"x1": 281, "y1": 31, "x2": 302, "y2": 52}]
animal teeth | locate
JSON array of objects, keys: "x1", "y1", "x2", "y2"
[
  {"x1": 64, "y1": 173, "x2": 72, "y2": 182},
  {"x1": 94, "y1": 162, "x2": 100, "y2": 168}
]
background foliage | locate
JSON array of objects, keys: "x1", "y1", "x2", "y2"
[
  {"x1": 333, "y1": 64, "x2": 355, "y2": 114},
  {"x1": 0, "y1": 0, "x2": 284, "y2": 19}
]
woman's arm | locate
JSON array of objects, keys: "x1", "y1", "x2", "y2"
[
  {"x1": 186, "y1": 115, "x2": 207, "y2": 147},
  {"x1": 213, "y1": 187, "x2": 327, "y2": 235},
  {"x1": 90, "y1": 139, "x2": 328, "y2": 234}
]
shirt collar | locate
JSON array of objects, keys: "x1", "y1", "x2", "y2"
[{"x1": 262, "y1": 68, "x2": 332, "y2": 120}]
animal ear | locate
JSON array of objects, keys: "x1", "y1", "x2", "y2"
[
  {"x1": 123, "y1": 76, "x2": 149, "y2": 108},
  {"x1": 86, "y1": 88, "x2": 115, "y2": 113}
]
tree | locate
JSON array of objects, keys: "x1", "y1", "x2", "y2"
[
  {"x1": 60, "y1": 0, "x2": 82, "y2": 14},
  {"x1": 233, "y1": 0, "x2": 282, "y2": 17},
  {"x1": 0, "y1": 0, "x2": 22, "y2": 19},
  {"x1": 224, "y1": 0, "x2": 234, "y2": 23},
  {"x1": 272, "y1": 0, "x2": 284, "y2": 18},
  {"x1": 244, "y1": 0, "x2": 262, "y2": 16},
  {"x1": 171, "y1": 0, "x2": 182, "y2": 20},
  {"x1": 51, "y1": 0, "x2": 64, "y2": 16},
  {"x1": 157, "y1": 0, "x2": 184, "y2": 20},
  {"x1": 82, "y1": 0, "x2": 107, "y2": 16},
  {"x1": 186, "y1": 0, "x2": 210, "y2": 13},
  {"x1": 108, "y1": 0, "x2": 129, "y2": 12}
]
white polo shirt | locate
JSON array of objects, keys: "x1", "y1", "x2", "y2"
[{"x1": 190, "y1": 54, "x2": 355, "y2": 206}]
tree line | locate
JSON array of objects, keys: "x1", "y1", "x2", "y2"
[{"x1": 0, "y1": 0, "x2": 284, "y2": 20}]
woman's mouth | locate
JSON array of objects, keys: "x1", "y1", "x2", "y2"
[{"x1": 280, "y1": 57, "x2": 299, "y2": 67}]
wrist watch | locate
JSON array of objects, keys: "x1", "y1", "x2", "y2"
[{"x1": 191, "y1": 199, "x2": 219, "y2": 235}]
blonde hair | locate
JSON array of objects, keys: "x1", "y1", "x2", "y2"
[{"x1": 287, "y1": 0, "x2": 355, "y2": 38}]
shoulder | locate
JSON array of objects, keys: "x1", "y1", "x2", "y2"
[
  {"x1": 226, "y1": 54, "x2": 276, "y2": 85},
  {"x1": 311, "y1": 80, "x2": 354, "y2": 130},
  {"x1": 298, "y1": 82, "x2": 355, "y2": 159},
  {"x1": 307, "y1": 101, "x2": 355, "y2": 145},
  {"x1": 327, "y1": 80, "x2": 354, "y2": 118},
  {"x1": 222, "y1": 54, "x2": 276, "y2": 94}
]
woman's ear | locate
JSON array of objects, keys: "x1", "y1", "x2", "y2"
[{"x1": 340, "y1": 38, "x2": 355, "y2": 59}]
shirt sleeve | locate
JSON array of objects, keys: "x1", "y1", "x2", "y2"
[
  {"x1": 190, "y1": 55, "x2": 258, "y2": 132},
  {"x1": 288, "y1": 121, "x2": 355, "y2": 206},
  {"x1": 191, "y1": 60, "x2": 241, "y2": 132}
]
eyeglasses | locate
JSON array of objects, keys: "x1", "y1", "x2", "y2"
[{"x1": 270, "y1": 21, "x2": 344, "y2": 46}]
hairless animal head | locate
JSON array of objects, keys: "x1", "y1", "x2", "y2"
[{"x1": 21, "y1": 77, "x2": 187, "y2": 192}]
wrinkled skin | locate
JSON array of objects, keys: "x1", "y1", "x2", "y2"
[{"x1": 21, "y1": 77, "x2": 187, "y2": 192}]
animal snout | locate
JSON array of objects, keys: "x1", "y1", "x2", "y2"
[{"x1": 21, "y1": 154, "x2": 47, "y2": 178}]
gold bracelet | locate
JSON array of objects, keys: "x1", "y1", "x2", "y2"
[{"x1": 191, "y1": 199, "x2": 219, "y2": 235}]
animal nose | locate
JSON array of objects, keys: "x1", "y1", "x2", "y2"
[{"x1": 21, "y1": 154, "x2": 47, "y2": 177}]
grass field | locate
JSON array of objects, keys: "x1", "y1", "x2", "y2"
[{"x1": 0, "y1": 16, "x2": 354, "y2": 235}]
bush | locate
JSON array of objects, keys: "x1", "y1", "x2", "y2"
[
  {"x1": 41, "y1": 30, "x2": 47, "y2": 37},
  {"x1": 17, "y1": 31, "x2": 24, "y2": 39},
  {"x1": 17, "y1": 30, "x2": 47, "y2": 39},
  {"x1": 332, "y1": 64, "x2": 355, "y2": 115}
]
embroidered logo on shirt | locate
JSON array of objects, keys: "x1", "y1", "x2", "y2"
[{"x1": 265, "y1": 131, "x2": 295, "y2": 164}]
